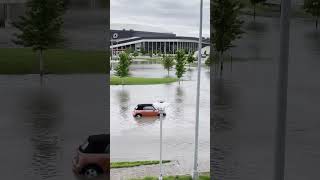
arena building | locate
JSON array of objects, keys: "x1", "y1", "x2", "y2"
[{"x1": 110, "y1": 29, "x2": 210, "y2": 55}]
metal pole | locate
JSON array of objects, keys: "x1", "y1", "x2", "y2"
[
  {"x1": 193, "y1": 0, "x2": 203, "y2": 179},
  {"x1": 159, "y1": 109, "x2": 164, "y2": 180},
  {"x1": 274, "y1": 0, "x2": 291, "y2": 179}
]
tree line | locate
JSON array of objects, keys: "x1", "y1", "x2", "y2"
[{"x1": 114, "y1": 49, "x2": 200, "y2": 84}]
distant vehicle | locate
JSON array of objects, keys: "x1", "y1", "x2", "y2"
[
  {"x1": 73, "y1": 134, "x2": 109, "y2": 179},
  {"x1": 133, "y1": 104, "x2": 166, "y2": 118}
]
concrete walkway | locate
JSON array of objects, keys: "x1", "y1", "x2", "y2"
[{"x1": 111, "y1": 160, "x2": 209, "y2": 180}]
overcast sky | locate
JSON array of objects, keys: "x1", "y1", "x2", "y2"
[{"x1": 110, "y1": 0, "x2": 210, "y2": 38}]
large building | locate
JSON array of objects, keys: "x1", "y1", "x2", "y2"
[{"x1": 110, "y1": 29, "x2": 210, "y2": 55}]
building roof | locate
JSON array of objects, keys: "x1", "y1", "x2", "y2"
[{"x1": 111, "y1": 29, "x2": 210, "y2": 44}]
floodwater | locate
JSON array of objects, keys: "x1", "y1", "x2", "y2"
[
  {"x1": 110, "y1": 64, "x2": 211, "y2": 172},
  {"x1": 0, "y1": 75, "x2": 108, "y2": 180},
  {"x1": 211, "y1": 16, "x2": 320, "y2": 179}
]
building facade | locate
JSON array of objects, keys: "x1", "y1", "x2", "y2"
[{"x1": 110, "y1": 29, "x2": 210, "y2": 55}]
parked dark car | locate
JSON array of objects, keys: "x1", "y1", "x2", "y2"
[{"x1": 73, "y1": 134, "x2": 109, "y2": 178}]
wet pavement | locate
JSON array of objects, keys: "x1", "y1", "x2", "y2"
[
  {"x1": 0, "y1": 75, "x2": 108, "y2": 180},
  {"x1": 211, "y1": 16, "x2": 320, "y2": 180},
  {"x1": 110, "y1": 64, "x2": 211, "y2": 175}
]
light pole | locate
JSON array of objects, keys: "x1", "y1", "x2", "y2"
[
  {"x1": 193, "y1": 0, "x2": 203, "y2": 179},
  {"x1": 159, "y1": 107, "x2": 164, "y2": 180},
  {"x1": 154, "y1": 100, "x2": 169, "y2": 180},
  {"x1": 274, "y1": 0, "x2": 291, "y2": 180}
]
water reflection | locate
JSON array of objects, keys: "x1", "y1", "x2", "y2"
[
  {"x1": 211, "y1": 146, "x2": 237, "y2": 180},
  {"x1": 174, "y1": 86, "x2": 184, "y2": 118},
  {"x1": 134, "y1": 117, "x2": 159, "y2": 126},
  {"x1": 212, "y1": 75, "x2": 233, "y2": 132},
  {"x1": 245, "y1": 21, "x2": 269, "y2": 33},
  {"x1": 116, "y1": 88, "x2": 130, "y2": 119},
  {"x1": 186, "y1": 67, "x2": 195, "y2": 81},
  {"x1": 304, "y1": 31, "x2": 320, "y2": 51},
  {"x1": 23, "y1": 87, "x2": 63, "y2": 179}
]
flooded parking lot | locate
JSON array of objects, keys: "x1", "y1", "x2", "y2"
[
  {"x1": 110, "y1": 64, "x2": 210, "y2": 172},
  {"x1": 211, "y1": 16, "x2": 320, "y2": 180},
  {"x1": 0, "y1": 75, "x2": 108, "y2": 180}
]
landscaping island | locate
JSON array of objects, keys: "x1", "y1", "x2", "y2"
[
  {"x1": 111, "y1": 76, "x2": 178, "y2": 85},
  {"x1": 0, "y1": 48, "x2": 106, "y2": 74},
  {"x1": 111, "y1": 160, "x2": 171, "y2": 169}
]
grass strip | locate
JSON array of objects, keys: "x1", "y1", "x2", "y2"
[
  {"x1": 110, "y1": 76, "x2": 178, "y2": 85},
  {"x1": 111, "y1": 160, "x2": 171, "y2": 169},
  {"x1": 0, "y1": 48, "x2": 107, "y2": 74}
]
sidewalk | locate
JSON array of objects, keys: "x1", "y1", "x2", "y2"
[{"x1": 110, "y1": 160, "x2": 209, "y2": 180}]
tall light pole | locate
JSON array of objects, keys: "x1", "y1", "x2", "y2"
[
  {"x1": 154, "y1": 100, "x2": 168, "y2": 180},
  {"x1": 193, "y1": 0, "x2": 203, "y2": 179},
  {"x1": 274, "y1": 0, "x2": 291, "y2": 180},
  {"x1": 159, "y1": 107, "x2": 164, "y2": 180}
]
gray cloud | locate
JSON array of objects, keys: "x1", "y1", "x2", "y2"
[{"x1": 111, "y1": 0, "x2": 210, "y2": 38}]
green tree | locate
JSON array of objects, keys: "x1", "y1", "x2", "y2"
[
  {"x1": 304, "y1": 0, "x2": 320, "y2": 29},
  {"x1": 175, "y1": 50, "x2": 186, "y2": 83},
  {"x1": 162, "y1": 55, "x2": 175, "y2": 76},
  {"x1": 250, "y1": 0, "x2": 266, "y2": 20},
  {"x1": 187, "y1": 53, "x2": 195, "y2": 68},
  {"x1": 184, "y1": 49, "x2": 189, "y2": 54},
  {"x1": 211, "y1": 0, "x2": 244, "y2": 72},
  {"x1": 12, "y1": 0, "x2": 66, "y2": 76},
  {"x1": 115, "y1": 52, "x2": 131, "y2": 77},
  {"x1": 140, "y1": 47, "x2": 146, "y2": 55},
  {"x1": 133, "y1": 51, "x2": 139, "y2": 57},
  {"x1": 205, "y1": 53, "x2": 219, "y2": 67},
  {"x1": 125, "y1": 47, "x2": 134, "y2": 54}
]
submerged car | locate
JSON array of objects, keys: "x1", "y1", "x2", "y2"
[
  {"x1": 132, "y1": 104, "x2": 166, "y2": 118},
  {"x1": 73, "y1": 134, "x2": 109, "y2": 178}
]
